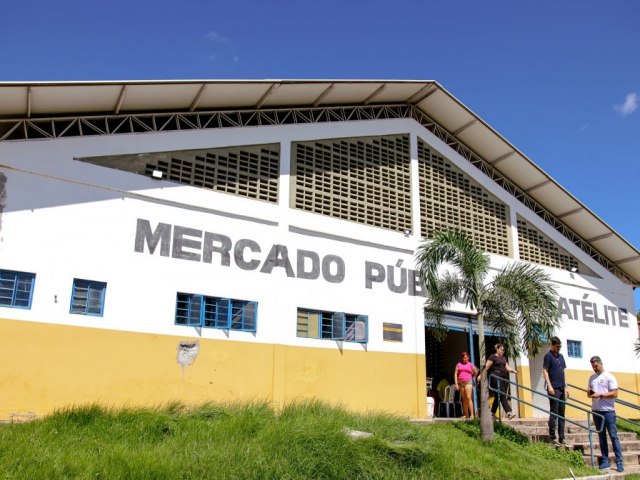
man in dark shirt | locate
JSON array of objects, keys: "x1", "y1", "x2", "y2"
[{"x1": 543, "y1": 336, "x2": 569, "y2": 446}]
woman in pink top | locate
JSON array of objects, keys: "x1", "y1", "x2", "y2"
[{"x1": 455, "y1": 351, "x2": 479, "y2": 419}]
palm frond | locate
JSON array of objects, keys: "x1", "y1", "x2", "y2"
[
  {"x1": 486, "y1": 263, "x2": 559, "y2": 357},
  {"x1": 423, "y1": 273, "x2": 464, "y2": 341},
  {"x1": 415, "y1": 230, "x2": 489, "y2": 309},
  {"x1": 481, "y1": 289, "x2": 520, "y2": 357}
]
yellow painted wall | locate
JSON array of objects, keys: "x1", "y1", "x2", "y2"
[
  {"x1": 516, "y1": 365, "x2": 534, "y2": 418},
  {"x1": 565, "y1": 369, "x2": 640, "y2": 420},
  {"x1": 0, "y1": 318, "x2": 426, "y2": 420}
]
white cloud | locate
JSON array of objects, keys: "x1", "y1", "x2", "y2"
[
  {"x1": 613, "y1": 93, "x2": 638, "y2": 116},
  {"x1": 205, "y1": 30, "x2": 229, "y2": 43}
]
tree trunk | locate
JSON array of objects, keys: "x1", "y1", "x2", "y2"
[{"x1": 477, "y1": 309, "x2": 495, "y2": 441}]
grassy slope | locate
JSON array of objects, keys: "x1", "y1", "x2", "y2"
[{"x1": 0, "y1": 402, "x2": 612, "y2": 480}]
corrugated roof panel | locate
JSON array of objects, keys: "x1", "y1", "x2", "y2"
[
  {"x1": 262, "y1": 83, "x2": 330, "y2": 107},
  {"x1": 495, "y1": 157, "x2": 547, "y2": 190},
  {"x1": 620, "y1": 260, "x2": 640, "y2": 280},
  {"x1": 196, "y1": 83, "x2": 271, "y2": 109},
  {"x1": 562, "y1": 210, "x2": 612, "y2": 239},
  {"x1": 120, "y1": 84, "x2": 202, "y2": 112},
  {"x1": 319, "y1": 82, "x2": 381, "y2": 105},
  {"x1": 416, "y1": 89, "x2": 474, "y2": 132},
  {"x1": 373, "y1": 83, "x2": 430, "y2": 103},
  {"x1": 597, "y1": 239, "x2": 638, "y2": 263},
  {"x1": 32, "y1": 85, "x2": 122, "y2": 115},
  {"x1": 0, "y1": 86, "x2": 27, "y2": 116},
  {"x1": 456, "y1": 122, "x2": 506, "y2": 161},
  {"x1": 527, "y1": 183, "x2": 570, "y2": 209}
]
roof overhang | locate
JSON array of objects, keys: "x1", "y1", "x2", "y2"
[{"x1": 1, "y1": 79, "x2": 638, "y2": 285}]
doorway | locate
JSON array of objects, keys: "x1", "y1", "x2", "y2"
[{"x1": 425, "y1": 325, "x2": 507, "y2": 416}]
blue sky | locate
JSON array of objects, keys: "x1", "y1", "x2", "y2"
[{"x1": 2, "y1": 0, "x2": 639, "y2": 309}]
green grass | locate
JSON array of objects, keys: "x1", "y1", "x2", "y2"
[{"x1": 0, "y1": 401, "x2": 607, "y2": 480}]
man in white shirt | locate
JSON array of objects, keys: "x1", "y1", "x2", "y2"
[{"x1": 587, "y1": 356, "x2": 623, "y2": 472}]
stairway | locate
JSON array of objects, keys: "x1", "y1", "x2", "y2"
[{"x1": 509, "y1": 418, "x2": 640, "y2": 475}]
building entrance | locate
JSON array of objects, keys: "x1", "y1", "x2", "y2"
[{"x1": 425, "y1": 322, "x2": 503, "y2": 417}]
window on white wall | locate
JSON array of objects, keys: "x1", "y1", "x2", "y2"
[
  {"x1": 567, "y1": 340, "x2": 582, "y2": 358},
  {"x1": 70, "y1": 279, "x2": 107, "y2": 316},
  {"x1": 0, "y1": 269, "x2": 36, "y2": 309},
  {"x1": 175, "y1": 293, "x2": 257, "y2": 332},
  {"x1": 297, "y1": 308, "x2": 368, "y2": 343}
]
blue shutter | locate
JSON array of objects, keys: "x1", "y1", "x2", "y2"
[
  {"x1": 71, "y1": 279, "x2": 106, "y2": 316},
  {"x1": 176, "y1": 293, "x2": 202, "y2": 326},
  {"x1": 331, "y1": 312, "x2": 345, "y2": 340},
  {"x1": 242, "y1": 301, "x2": 258, "y2": 332},
  {"x1": 217, "y1": 298, "x2": 231, "y2": 329},
  {"x1": 0, "y1": 270, "x2": 35, "y2": 309},
  {"x1": 354, "y1": 315, "x2": 368, "y2": 343}
]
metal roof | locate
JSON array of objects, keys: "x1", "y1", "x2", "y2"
[{"x1": 1, "y1": 79, "x2": 638, "y2": 285}]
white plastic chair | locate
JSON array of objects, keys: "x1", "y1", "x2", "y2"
[{"x1": 438, "y1": 385, "x2": 463, "y2": 417}]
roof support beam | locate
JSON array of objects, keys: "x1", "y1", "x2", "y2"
[
  {"x1": 525, "y1": 180, "x2": 551, "y2": 193},
  {"x1": 406, "y1": 84, "x2": 437, "y2": 104},
  {"x1": 312, "y1": 84, "x2": 334, "y2": 107},
  {"x1": 26, "y1": 87, "x2": 32, "y2": 119},
  {"x1": 557, "y1": 207, "x2": 583, "y2": 219},
  {"x1": 615, "y1": 255, "x2": 640, "y2": 265},
  {"x1": 189, "y1": 84, "x2": 207, "y2": 112},
  {"x1": 114, "y1": 86, "x2": 127, "y2": 115},
  {"x1": 363, "y1": 84, "x2": 386, "y2": 105},
  {"x1": 256, "y1": 84, "x2": 279, "y2": 109},
  {"x1": 490, "y1": 151, "x2": 515, "y2": 165},
  {"x1": 453, "y1": 120, "x2": 477, "y2": 136},
  {"x1": 586, "y1": 232, "x2": 614, "y2": 242}
]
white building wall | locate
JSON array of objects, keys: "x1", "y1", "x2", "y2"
[{"x1": 0, "y1": 117, "x2": 637, "y2": 373}]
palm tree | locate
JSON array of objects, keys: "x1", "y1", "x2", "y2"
[{"x1": 415, "y1": 230, "x2": 559, "y2": 441}]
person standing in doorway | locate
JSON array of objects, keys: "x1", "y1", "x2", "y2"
[
  {"x1": 543, "y1": 336, "x2": 569, "y2": 446},
  {"x1": 486, "y1": 343, "x2": 517, "y2": 420},
  {"x1": 588, "y1": 356, "x2": 623, "y2": 472},
  {"x1": 454, "y1": 351, "x2": 479, "y2": 419}
]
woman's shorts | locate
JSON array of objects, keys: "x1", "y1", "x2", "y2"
[{"x1": 458, "y1": 380, "x2": 472, "y2": 388}]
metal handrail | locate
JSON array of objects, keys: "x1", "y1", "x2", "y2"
[
  {"x1": 489, "y1": 374, "x2": 604, "y2": 467},
  {"x1": 618, "y1": 385, "x2": 640, "y2": 398},
  {"x1": 568, "y1": 383, "x2": 640, "y2": 429}
]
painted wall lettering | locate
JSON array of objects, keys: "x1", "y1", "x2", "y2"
[
  {"x1": 558, "y1": 295, "x2": 629, "y2": 328},
  {"x1": 134, "y1": 219, "x2": 629, "y2": 325},
  {"x1": 135, "y1": 218, "x2": 347, "y2": 286}
]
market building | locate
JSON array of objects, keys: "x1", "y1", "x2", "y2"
[{"x1": 0, "y1": 80, "x2": 638, "y2": 420}]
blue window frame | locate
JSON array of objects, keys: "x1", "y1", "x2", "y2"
[
  {"x1": 0, "y1": 269, "x2": 35, "y2": 309},
  {"x1": 175, "y1": 293, "x2": 257, "y2": 332},
  {"x1": 567, "y1": 340, "x2": 582, "y2": 358},
  {"x1": 297, "y1": 308, "x2": 368, "y2": 343},
  {"x1": 70, "y1": 279, "x2": 107, "y2": 316}
]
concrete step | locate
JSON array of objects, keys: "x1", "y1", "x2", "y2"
[
  {"x1": 567, "y1": 438, "x2": 640, "y2": 452},
  {"x1": 560, "y1": 465, "x2": 640, "y2": 480},
  {"x1": 509, "y1": 418, "x2": 640, "y2": 474},
  {"x1": 508, "y1": 418, "x2": 591, "y2": 427},
  {"x1": 575, "y1": 441, "x2": 640, "y2": 453},
  {"x1": 511, "y1": 425, "x2": 601, "y2": 436},
  {"x1": 581, "y1": 450, "x2": 640, "y2": 468},
  {"x1": 566, "y1": 432, "x2": 637, "y2": 442}
]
